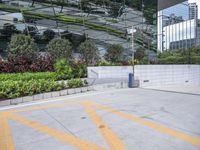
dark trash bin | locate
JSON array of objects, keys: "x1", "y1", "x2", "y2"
[{"x1": 128, "y1": 73, "x2": 134, "y2": 88}]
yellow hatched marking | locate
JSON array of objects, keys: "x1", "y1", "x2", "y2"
[
  {"x1": 81, "y1": 102, "x2": 127, "y2": 150},
  {"x1": 8, "y1": 113, "x2": 104, "y2": 150},
  {"x1": 0, "y1": 112, "x2": 15, "y2": 150},
  {"x1": 10, "y1": 102, "x2": 75, "y2": 113},
  {"x1": 89, "y1": 101, "x2": 200, "y2": 147}
]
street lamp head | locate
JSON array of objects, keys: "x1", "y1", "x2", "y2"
[{"x1": 127, "y1": 27, "x2": 136, "y2": 34}]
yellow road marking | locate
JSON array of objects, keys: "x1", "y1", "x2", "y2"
[
  {"x1": 81, "y1": 102, "x2": 127, "y2": 150},
  {"x1": 89, "y1": 101, "x2": 200, "y2": 147},
  {"x1": 8, "y1": 113, "x2": 104, "y2": 150},
  {"x1": 0, "y1": 112, "x2": 15, "y2": 150},
  {"x1": 10, "y1": 103, "x2": 74, "y2": 113}
]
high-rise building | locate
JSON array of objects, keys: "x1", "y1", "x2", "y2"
[
  {"x1": 157, "y1": 0, "x2": 200, "y2": 52},
  {"x1": 189, "y1": 3, "x2": 198, "y2": 19}
]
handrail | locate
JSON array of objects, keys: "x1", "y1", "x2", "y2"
[{"x1": 90, "y1": 69, "x2": 99, "y2": 85}]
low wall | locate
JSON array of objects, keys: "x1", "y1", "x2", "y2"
[
  {"x1": 88, "y1": 65, "x2": 200, "y2": 87},
  {"x1": 135, "y1": 65, "x2": 200, "y2": 87},
  {"x1": 87, "y1": 66, "x2": 133, "y2": 78}
]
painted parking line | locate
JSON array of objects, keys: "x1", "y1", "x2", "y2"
[
  {"x1": 0, "y1": 112, "x2": 15, "y2": 150},
  {"x1": 89, "y1": 101, "x2": 200, "y2": 148},
  {"x1": 9, "y1": 100, "x2": 80, "y2": 113},
  {"x1": 81, "y1": 102, "x2": 127, "y2": 150},
  {"x1": 7, "y1": 112, "x2": 104, "y2": 150},
  {"x1": 1, "y1": 100, "x2": 200, "y2": 149}
]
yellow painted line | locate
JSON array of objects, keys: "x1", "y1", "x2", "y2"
[
  {"x1": 0, "y1": 112, "x2": 15, "y2": 150},
  {"x1": 89, "y1": 102, "x2": 200, "y2": 147},
  {"x1": 8, "y1": 113, "x2": 104, "y2": 150},
  {"x1": 81, "y1": 102, "x2": 127, "y2": 150},
  {"x1": 10, "y1": 101, "x2": 76, "y2": 113}
]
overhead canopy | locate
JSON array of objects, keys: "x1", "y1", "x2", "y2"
[{"x1": 158, "y1": 0, "x2": 187, "y2": 11}]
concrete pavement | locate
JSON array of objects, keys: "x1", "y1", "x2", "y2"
[
  {"x1": 143, "y1": 85, "x2": 200, "y2": 95},
  {"x1": 0, "y1": 88, "x2": 200, "y2": 150}
]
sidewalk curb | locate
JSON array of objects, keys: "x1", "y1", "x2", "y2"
[
  {"x1": 0, "y1": 81, "x2": 129, "y2": 107},
  {"x1": 0, "y1": 86, "x2": 94, "y2": 107}
]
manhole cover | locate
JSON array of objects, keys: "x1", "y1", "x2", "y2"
[{"x1": 99, "y1": 125, "x2": 105, "y2": 128}]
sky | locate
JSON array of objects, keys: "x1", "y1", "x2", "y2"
[{"x1": 162, "y1": 0, "x2": 200, "y2": 19}]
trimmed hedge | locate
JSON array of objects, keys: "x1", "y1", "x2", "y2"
[
  {"x1": 68, "y1": 79, "x2": 84, "y2": 88},
  {"x1": 157, "y1": 56, "x2": 200, "y2": 64},
  {"x1": 0, "y1": 55, "x2": 54, "y2": 73},
  {"x1": 0, "y1": 72, "x2": 56, "y2": 81},
  {"x1": 0, "y1": 78, "x2": 86, "y2": 99},
  {"x1": 0, "y1": 79, "x2": 66, "y2": 99}
]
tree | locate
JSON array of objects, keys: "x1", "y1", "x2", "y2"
[
  {"x1": 43, "y1": 29, "x2": 55, "y2": 41},
  {"x1": 80, "y1": 0, "x2": 92, "y2": 12},
  {"x1": 47, "y1": 38, "x2": 72, "y2": 60},
  {"x1": 57, "y1": 0, "x2": 65, "y2": 13},
  {"x1": 105, "y1": 44, "x2": 124, "y2": 62},
  {"x1": 31, "y1": 0, "x2": 43, "y2": 7},
  {"x1": 109, "y1": 2, "x2": 121, "y2": 17},
  {"x1": 23, "y1": 26, "x2": 38, "y2": 37},
  {"x1": 1, "y1": 23, "x2": 20, "y2": 38},
  {"x1": 78, "y1": 40, "x2": 99, "y2": 64},
  {"x1": 8, "y1": 34, "x2": 38, "y2": 62},
  {"x1": 135, "y1": 48, "x2": 145, "y2": 61},
  {"x1": 126, "y1": 0, "x2": 141, "y2": 10}
]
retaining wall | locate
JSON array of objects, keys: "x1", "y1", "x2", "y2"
[
  {"x1": 88, "y1": 66, "x2": 133, "y2": 78},
  {"x1": 88, "y1": 65, "x2": 200, "y2": 87},
  {"x1": 135, "y1": 65, "x2": 200, "y2": 87}
]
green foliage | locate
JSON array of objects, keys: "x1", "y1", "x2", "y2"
[
  {"x1": 78, "y1": 40, "x2": 99, "y2": 65},
  {"x1": 0, "y1": 71, "x2": 88, "y2": 100},
  {"x1": 109, "y1": 2, "x2": 121, "y2": 17},
  {"x1": 1, "y1": 23, "x2": 21, "y2": 37},
  {"x1": 105, "y1": 44, "x2": 124, "y2": 63},
  {"x1": 126, "y1": 0, "x2": 141, "y2": 10},
  {"x1": 54, "y1": 59, "x2": 72, "y2": 80},
  {"x1": 135, "y1": 48, "x2": 145, "y2": 61},
  {"x1": 138, "y1": 57, "x2": 148, "y2": 64},
  {"x1": 8, "y1": 34, "x2": 38, "y2": 62},
  {"x1": 98, "y1": 60, "x2": 114, "y2": 66},
  {"x1": 80, "y1": 0, "x2": 92, "y2": 12},
  {"x1": 43, "y1": 29, "x2": 55, "y2": 41},
  {"x1": 157, "y1": 46, "x2": 200, "y2": 64},
  {"x1": 0, "y1": 4, "x2": 125, "y2": 39},
  {"x1": 47, "y1": 38, "x2": 72, "y2": 60},
  {"x1": 0, "y1": 79, "x2": 66, "y2": 99},
  {"x1": 67, "y1": 79, "x2": 84, "y2": 88},
  {"x1": 71, "y1": 62, "x2": 87, "y2": 78},
  {"x1": 0, "y1": 72, "x2": 56, "y2": 81}
]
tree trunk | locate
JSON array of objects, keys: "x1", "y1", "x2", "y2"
[{"x1": 31, "y1": 0, "x2": 35, "y2": 7}]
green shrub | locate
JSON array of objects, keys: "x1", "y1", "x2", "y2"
[
  {"x1": 8, "y1": 34, "x2": 38, "y2": 62},
  {"x1": 157, "y1": 56, "x2": 188, "y2": 64},
  {"x1": 78, "y1": 40, "x2": 99, "y2": 65},
  {"x1": 0, "y1": 79, "x2": 66, "y2": 99},
  {"x1": 47, "y1": 38, "x2": 72, "y2": 60},
  {"x1": 105, "y1": 44, "x2": 124, "y2": 63},
  {"x1": 67, "y1": 79, "x2": 84, "y2": 88},
  {"x1": 71, "y1": 62, "x2": 87, "y2": 78},
  {"x1": 54, "y1": 59, "x2": 72, "y2": 80},
  {"x1": 98, "y1": 60, "x2": 114, "y2": 66},
  {"x1": 0, "y1": 72, "x2": 56, "y2": 81}
]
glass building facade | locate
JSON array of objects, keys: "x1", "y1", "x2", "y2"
[{"x1": 157, "y1": 0, "x2": 200, "y2": 52}]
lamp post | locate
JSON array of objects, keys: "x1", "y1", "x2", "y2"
[
  {"x1": 127, "y1": 26, "x2": 136, "y2": 87},
  {"x1": 127, "y1": 27, "x2": 136, "y2": 67}
]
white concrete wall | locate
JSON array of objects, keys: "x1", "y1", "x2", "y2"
[
  {"x1": 135, "y1": 65, "x2": 200, "y2": 87},
  {"x1": 88, "y1": 66, "x2": 133, "y2": 78}
]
